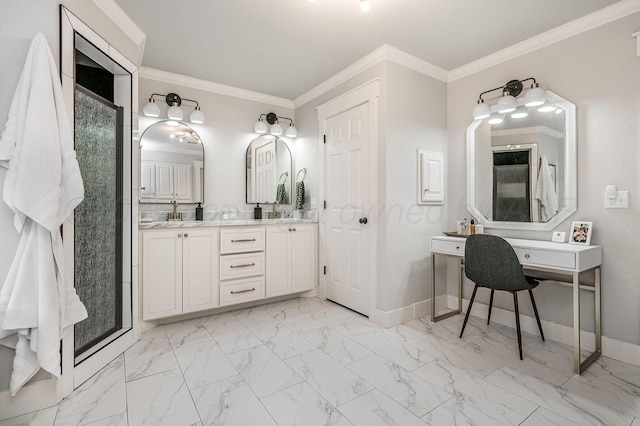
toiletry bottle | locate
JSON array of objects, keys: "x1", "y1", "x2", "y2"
[
  {"x1": 195, "y1": 202, "x2": 203, "y2": 221},
  {"x1": 470, "y1": 219, "x2": 476, "y2": 235},
  {"x1": 254, "y1": 203, "x2": 262, "y2": 219},
  {"x1": 456, "y1": 220, "x2": 463, "y2": 234},
  {"x1": 462, "y1": 218, "x2": 468, "y2": 235}
]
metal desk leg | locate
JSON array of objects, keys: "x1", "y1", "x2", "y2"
[
  {"x1": 573, "y1": 271, "x2": 581, "y2": 374},
  {"x1": 575, "y1": 266, "x2": 602, "y2": 374},
  {"x1": 431, "y1": 254, "x2": 462, "y2": 322}
]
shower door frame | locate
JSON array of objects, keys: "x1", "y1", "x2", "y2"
[{"x1": 60, "y1": 6, "x2": 140, "y2": 395}]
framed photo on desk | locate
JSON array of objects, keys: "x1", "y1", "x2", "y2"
[{"x1": 570, "y1": 221, "x2": 593, "y2": 245}]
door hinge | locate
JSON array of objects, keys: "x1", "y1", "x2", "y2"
[
  {"x1": 323, "y1": 266, "x2": 327, "y2": 275},
  {"x1": 323, "y1": 200, "x2": 327, "y2": 209},
  {"x1": 323, "y1": 134, "x2": 326, "y2": 144}
]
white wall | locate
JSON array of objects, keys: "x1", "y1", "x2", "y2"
[
  {"x1": 295, "y1": 60, "x2": 448, "y2": 314},
  {"x1": 0, "y1": 0, "x2": 142, "y2": 395},
  {"x1": 446, "y1": 12, "x2": 640, "y2": 345},
  {"x1": 137, "y1": 78, "x2": 295, "y2": 215}
]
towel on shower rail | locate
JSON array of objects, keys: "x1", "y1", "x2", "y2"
[
  {"x1": 295, "y1": 180, "x2": 305, "y2": 211},
  {"x1": 0, "y1": 33, "x2": 87, "y2": 395},
  {"x1": 275, "y1": 183, "x2": 289, "y2": 204}
]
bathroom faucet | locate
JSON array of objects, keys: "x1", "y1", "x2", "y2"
[{"x1": 172, "y1": 199, "x2": 178, "y2": 214}]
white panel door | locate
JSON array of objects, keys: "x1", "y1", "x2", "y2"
[
  {"x1": 182, "y1": 228, "x2": 219, "y2": 313},
  {"x1": 265, "y1": 226, "x2": 292, "y2": 297},
  {"x1": 291, "y1": 224, "x2": 317, "y2": 293},
  {"x1": 173, "y1": 163, "x2": 193, "y2": 202},
  {"x1": 324, "y1": 103, "x2": 370, "y2": 315},
  {"x1": 255, "y1": 140, "x2": 276, "y2": 203},
  {"x1": 142, "y1": 230, "x2": 183, "y2": 320},
  {"x1": 155, "y1": 161, "x2": 174, "y2": 200},
  {"x1": 140, "y1": 160, "x2": 156, "y2": 200}
]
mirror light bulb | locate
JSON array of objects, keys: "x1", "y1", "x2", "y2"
[{"x1": 360, "y1": 0, "x2": 370, "y2": 12}]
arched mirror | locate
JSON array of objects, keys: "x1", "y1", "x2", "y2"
[
  {"x1": 467, "y1": 90, "x2": 576, "y2": 230},
  {"x1": 246, "y1": 135, "x2": 292, "y2": 204},
  {"x1": 139, "y1": 121, "x2": 204, "y2": 204}
]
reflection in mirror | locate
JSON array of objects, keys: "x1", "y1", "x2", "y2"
[
  {"x1": 467, "y1": 90, "x2": 576, "y2": 230},
  {"x1": 139, "y1": 120, "x2": 204, "y2": 204},
  {"x1": 246, "y1": 135, "x2": 292, "y2": 204}
]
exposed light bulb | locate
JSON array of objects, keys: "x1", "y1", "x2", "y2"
[{"x1": 360, "y1": 0, "x2": 370, "y2": 12}]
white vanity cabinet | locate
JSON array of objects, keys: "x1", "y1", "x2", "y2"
[
  {"x1": 142, "y1": 228, "x2": 219, "y2": 320},
  {"x1": 266, "y1": 224, "x2": 317, "y2": 297},
  {"x1": 219, "y1": 227, "x2": 266, "y2": 306}
]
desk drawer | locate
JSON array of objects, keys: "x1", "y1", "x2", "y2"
[
  {"x1": 220, "y1": 228, "x2": 265, "y2": 254},
  {"x1": 220, "y1": 252, "x2": 265, "y2": 280},
  {"x1": 514, "y1": 247, "x2": 575, "y2": 270},
  {"x1": 220, "y1": 276, "x2": 265, "y2": 306},
  {"x1": 431, "y1": 239, "x2": 465, "y2": 256}
]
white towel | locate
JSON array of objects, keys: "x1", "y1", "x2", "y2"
[
  {"x1": 535, "y1": 155, "x2": 559, "y2": 222},
  {"x1": 0, "y1": 33, "x2": 87, "y2": 396}
]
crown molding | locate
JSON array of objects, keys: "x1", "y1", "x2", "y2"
[
  {"x1": 139, "y1": 67, "x2": 295, "y2": 109},
  {"x1": 294, "y1": 44, "x2": 447, "y2": 108},
  {"x1": 91, "y1": 0, "x2": 147, "y2": 65},
  {"x1": 449, "y1": 0, "x2": 640, "y2": 81}
]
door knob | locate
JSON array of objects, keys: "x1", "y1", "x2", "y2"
[{"x1": 359, "y1": 217, "x2": 368, "y2": 224}]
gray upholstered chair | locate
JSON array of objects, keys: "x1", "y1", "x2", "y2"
[{"x1": 459, "y1": 234, "x2": 545, "y2": 359}]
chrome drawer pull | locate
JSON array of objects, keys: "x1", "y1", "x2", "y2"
[
  {"x1": 524, "y1": 253, "x2": 530, "y2": 259},
  {"x1": 231, "y1": 238, "x2": 257, "y2": 242},
  {"x1": 230, "y1": 263, "x2": 256, "y2": 268},
  {"x1": 231, "y1": 287, "x2": 256, "y2": 294}
]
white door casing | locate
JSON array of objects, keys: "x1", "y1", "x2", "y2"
[{"x1": 317, "y1": 79, "x2": 380, "y2": 317}]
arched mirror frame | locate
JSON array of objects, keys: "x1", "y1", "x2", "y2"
[
  {"x1": 139, "y1": 120, "x2": 205, "y2": 204},
  {"x1": 245, "y1": 135, "x2": 293, "y2": 204},
  {"x1": 467, "y1": 90, "x2": 577, "y2": 231}
]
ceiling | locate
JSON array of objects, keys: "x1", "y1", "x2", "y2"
[{"x1": 114, "y1": 0, "x2": 621, "y2": 101}]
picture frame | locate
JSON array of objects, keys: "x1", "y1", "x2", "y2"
[{"x1": 569, "y1": 221, "x2": 593, "y2": 245}]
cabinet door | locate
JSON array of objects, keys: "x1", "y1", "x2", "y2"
[
  {"x1": 182, "y1": 228, "x2": 219, "y2": 313},
  {"x1": 173, "y1": 163, "x2": 193, "y2": 202},
  {"x1": 291, "y1": 224, "x2": 317, "y2": 292},
  {"x1": 140, "y1": 161, "x2": 156, "y2": 200},
  {"x1": 155, "y1": 162, "x2": 174, "y2": 200},
  {"x1": 142, "y1": 230, "x2": 183, "y2": 320},
  {"x1": 266, "y1": 226, "x2": 292, "y2": 297}
]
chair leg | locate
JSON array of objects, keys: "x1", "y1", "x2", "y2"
[
  {"x1": 513, "y1": 292, "x2": 523, "y2": 360},
  {"x1": 459, "y1": 285, "x2": 479, "y2": 338},
  {"x1": 529, "y1": 289, "x2": 545, "y2": 342},
  {"x1": 487, "y1": 289, "x2": 495, "y2": 325}
]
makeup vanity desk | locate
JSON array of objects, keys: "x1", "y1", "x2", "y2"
[{"x1": 430, "y1": 235, "x2": 602, "y2": 374}]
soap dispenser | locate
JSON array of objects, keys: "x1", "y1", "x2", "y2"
[
  {"x1": 254, "y1": 203, "x2": 262, "y2": 219},
  {"x1": 195, "y1": 202, "x2": 203, "y2": 221}
]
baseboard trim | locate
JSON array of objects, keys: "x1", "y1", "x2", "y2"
[
  {"x1": 447, "y1": 295, "x2": 640, "y2": 368},
  {"x1": 369, "y1": 295, "x2": 448, "y2": 328}
]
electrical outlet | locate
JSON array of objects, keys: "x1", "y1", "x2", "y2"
[{"x1": 605, "y1": 190, "x2": 628, "y2": 208}]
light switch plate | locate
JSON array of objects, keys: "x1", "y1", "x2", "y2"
[{"x1": 605, "y1": 190, "x2": 628, "y2": 208}]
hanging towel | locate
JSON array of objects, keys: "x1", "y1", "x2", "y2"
[
  {"x1": 295, "y1": 180, "x2": 305, "y2": 211},
  {"x1": 535, "y1": 155, "x2": 558, "y2": 222},
  {"x1": 0, "y1": 33, "x2": 87, "y2": 396},
  {"x1": 275, "y1": 183, "x2": 289, "y2": 204}
]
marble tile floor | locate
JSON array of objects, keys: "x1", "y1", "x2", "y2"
[{"x1": 3, "y1": 297, "x2": 640, "y2": 426}]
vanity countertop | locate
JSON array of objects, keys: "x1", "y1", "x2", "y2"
[{"x1": 139, "y1": 217, "x2": 318, "y2": 229}]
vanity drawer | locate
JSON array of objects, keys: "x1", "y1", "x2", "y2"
[
  {"x1": 220, "y1": 276, "x2": 265, "y2": 306},
  {"x1": 220, "y1": 252, "x2": 265, "y2": 280},
  {"x1": 220, "y1": 227, "x2": 265, "y2": 254},
  {"x1": 431, "y1": 239, "x2": 465, "y2": 256},
  {"x1": 514, "y1": 247, "x2": 576, "y2": 270}
]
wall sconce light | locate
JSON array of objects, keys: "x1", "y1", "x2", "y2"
[
  {"x1": 472, "y1": 78, "x2": 547, "y2": 121},
  {"x1": 143, "y1": 93, "x2": 205, "y2": 124},
  {"x1": 254, "y1": 112, "x2": 297, "y2": 138}
]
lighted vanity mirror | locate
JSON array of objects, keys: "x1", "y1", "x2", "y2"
[
  {"x1": 467, "y1": 90, "x2": 576, "y2": 230},
  {"x1": 139, "y1": 120, "x2": 204, "y2": 204},
  {"x1": 246, "y1": 135, "x2": 292, "y2": 204}
]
